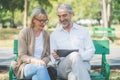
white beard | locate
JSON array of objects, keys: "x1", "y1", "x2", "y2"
[
  {"x1": 62, "y1": 23, "x2": 69, "y2": 28},
  {"x1": 61, "y1": 21, "x2": 72, "y2": 28}
]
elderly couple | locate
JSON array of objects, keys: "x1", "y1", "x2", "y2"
[{"x1": 12, "y1": 3, "x2": 95, "y2": 80}]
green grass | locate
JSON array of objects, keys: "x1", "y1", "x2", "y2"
[
  {"x1": 0, "y1": 28, "x2": 20, "y2": 40},
  {"x1": 110, "y1": 70, "x2": 120, "y2": 80},
  {"x1": 0, "y1": 28, "x2": 20, "y2": 47},
  {"x1": 0, "y1": 73, "x2": 8, "y2": 80}
]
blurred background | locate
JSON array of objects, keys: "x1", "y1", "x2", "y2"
[{"x1": 0, "y1": 0, "x2": 120, "y2": 80}]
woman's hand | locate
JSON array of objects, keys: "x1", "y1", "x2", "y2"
[
  {"x1": 30, "y1": 58, "x2": 46, "y2": 66},
  {"x1": 52, "y1": 50, "x2": 60, "y2": 60}
]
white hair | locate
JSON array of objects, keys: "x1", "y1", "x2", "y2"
[{"x1": 57, "y1": 4, "x2": 73, "y2": 14}]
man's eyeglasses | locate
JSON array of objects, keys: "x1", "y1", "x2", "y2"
[{"x1": 34, "y1": 18, "x2": 49, "y2": 24}]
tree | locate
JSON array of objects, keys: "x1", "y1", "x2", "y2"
[
  {"x1": 72, "y1": 0, "x2": 101, "y2": 20},
  {"x1": 0, "y1": 9, "x2": 11, "y2": 28},
  {"x1": 112, "y1": 0, "x2": 120, "y2": 24},
  {"x1": 101, "y1": 0, "x2": 112, "y2": 28},
  {"x1": 0, "y1": 0, "x2": 24, "y2": 28},
  {"x1": 37, "y1": 0, "x2": 52, "y2": 10},
  {"x1": 23, "y1": 0, "x2": 29, "y2": 28}
]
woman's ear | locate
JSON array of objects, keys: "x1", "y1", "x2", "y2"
[{"x1": 32, "y1": 18, "x2": 35, "y2": 23}]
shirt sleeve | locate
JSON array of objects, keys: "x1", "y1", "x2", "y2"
[{"x1": 80, "y1": 30, "x2": 95, "y2": 61}]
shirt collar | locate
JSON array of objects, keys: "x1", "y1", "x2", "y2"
[{"x1": 58, "y1": 23, "x2": 79, "y2": 31}]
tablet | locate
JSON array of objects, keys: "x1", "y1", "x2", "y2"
[{"x1": 56, "y1": 49, "x2": 79, "y2": 57}]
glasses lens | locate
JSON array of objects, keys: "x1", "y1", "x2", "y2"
[{"x1": 41, "y1": 20, "x2": 48, "y2": 24}]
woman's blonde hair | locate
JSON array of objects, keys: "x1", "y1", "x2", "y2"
[{"x1": 30, "y1": 7, "x2": 47, "y2": 28}]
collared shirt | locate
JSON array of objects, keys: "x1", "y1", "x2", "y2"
[{"x1": 50, "y1": 23, "x2": 95, "y2": 64}]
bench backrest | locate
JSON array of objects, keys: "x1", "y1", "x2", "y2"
[
  {"x1": 93, "y1": 27, "x2": 115, "y2": 31},
  {"x1": 92, "y1": 27, "x2": 115, "y2": 37},
  {"x1": 13, "y1": 40, "x2": 109, "y2": 56},
  {"x1": 93, "y1": 40, "x2": 109, "y2": 54}
]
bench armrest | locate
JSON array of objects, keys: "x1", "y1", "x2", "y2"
[
  {"x1": 9, "y1": 65, "x2": 13, "y2": 80},
  {"x1": 101, "y1": 54, "x2": 110, "y2": 80}
]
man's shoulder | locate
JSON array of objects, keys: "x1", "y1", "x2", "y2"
[{"x1": 74, "y1": 23, "x2": 88, "y2": 31}]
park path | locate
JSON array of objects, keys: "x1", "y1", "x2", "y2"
[
  {"x1": 0, "y1": 48, "x2": 14, "y2": 66},
  {"x1": 0, "y1": 45, "x2": 120, "y2": 67}
]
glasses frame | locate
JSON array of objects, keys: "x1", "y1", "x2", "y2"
[{"x1": 34, "y1": 17, "x2": 49, "y2": 24}]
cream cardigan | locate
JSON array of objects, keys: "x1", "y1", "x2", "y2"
[{"x1": 12, "y1": 27, "x2": 50, "y2": 79}]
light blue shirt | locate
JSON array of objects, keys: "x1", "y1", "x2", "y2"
[{"x1": 50, "y1": 23, "x2": 95, "y2": 64}]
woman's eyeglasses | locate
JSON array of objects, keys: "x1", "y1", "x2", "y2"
[{"x1": 34, "y1": 18, "x2": 49, "y2": 24}]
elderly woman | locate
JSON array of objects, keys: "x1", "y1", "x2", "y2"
[{"x1": 13, "y1": 7, "x2": 51, "y2": 80}]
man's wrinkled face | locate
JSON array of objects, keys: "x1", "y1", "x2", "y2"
[{"x1": 57, "y1": 8, "x2": 72, "y2": 28}]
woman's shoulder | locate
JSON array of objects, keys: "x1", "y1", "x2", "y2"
[
  {"x1": 19, "y1": 27, "x2": 33, "y2": 37},
  {"x1": 20, "y1": 27, "x2": 32, "y2": 33}
]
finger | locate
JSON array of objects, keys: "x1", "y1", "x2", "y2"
[
  {"x1": 53, "y1": 54, "x2": 58, "y2": 58},
  {"x1": 40, "y1": 60, "x2": 46, "y2": 65},
  {"x1": 54, "y1": 55, "x2": 60, "y2": 60},
  {"x1": 53, "y1": 49, "x2": 57, "y2": 52}
]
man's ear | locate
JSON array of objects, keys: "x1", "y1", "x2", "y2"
[
  {"x1": 72, "y1": 12, "x2": 74, "y2": 16},
  {"x1": 73, "y1": 13, "x2": 74, "y2": 16},
  {"x1": 70, "y1": 13, "x2": 74, "y2": 17}
]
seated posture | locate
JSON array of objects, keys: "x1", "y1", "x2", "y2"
[
  {"x1": 12, "y1": 7, "x2": 51, "y2": 80},
  {"x1": 50, "y1": 4, "x2": 95, "y2": 80}
]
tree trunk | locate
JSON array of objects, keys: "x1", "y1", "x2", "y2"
[
  {"x1": 10, "y1": 11, "x2": 16, "y2": 28},
  {"x1": 102, "y1": 0, "x2": 112, "y2": 28},
  {"x1": 23, "y1": 0, "x2": 28, "y2": 28},
  {"x1": 107, "y1": 0, "x2": 112, "y2": 28},
  {"x1": 102, "y1": 0, "x2": 108, "y2": 28},
  {"x1": 102, "y1": 0, "x2": 113, "y2": 42}
]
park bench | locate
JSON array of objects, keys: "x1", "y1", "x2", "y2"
[
  {"x1": 92, "y1": 27, "x2": 115, "y2": 39},
  {"x1": 9, "y1": 39, "x2": 110, "y2": 80}
]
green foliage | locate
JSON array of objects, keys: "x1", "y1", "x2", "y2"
[
  {"x1": 0, "y1": 0, "x2": 24, "y2": 11},
  {"x1": 37, "y1": 0, "x2": 52, "y2": 9},
  {"x1": 112, "y1": 0, "x2": 120, "y2": 24},
  {"x1": 14, "y1": 10, "x2": 23, "y2": 27},
  {"x1": 0, "y1": 0, "x2": 120, "y2": 29},
  {"x1": 0, "y1": 0, "x2": 24, "y2": 28},
  {"x1": 72, "y1": 0, "x2": 101, "y2": 20}
]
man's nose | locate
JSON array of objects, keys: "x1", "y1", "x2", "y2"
[{"x1": 60, "y1": 16, "x2": 65, "y2": 21}]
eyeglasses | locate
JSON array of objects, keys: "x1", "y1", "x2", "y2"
[{"x1": 34, "y1": 18, "x2": 49, "y2": 24}]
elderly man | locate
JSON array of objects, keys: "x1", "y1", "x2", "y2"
[{"x1": 50, "y1": 4, "x2": 95, "y2": 80}]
